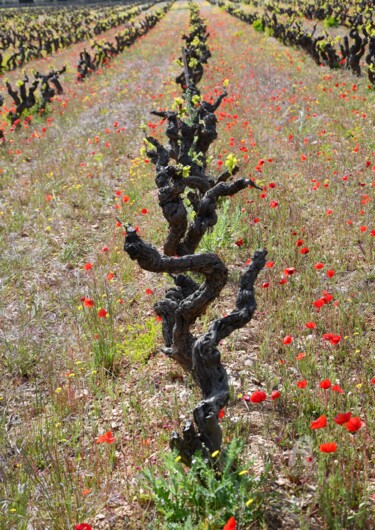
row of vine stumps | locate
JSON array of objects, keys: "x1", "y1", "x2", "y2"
[{"x1": 0, "y1": 3, "x2": 172, "y2": 139}]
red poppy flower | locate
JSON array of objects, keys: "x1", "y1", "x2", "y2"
[
  {"x1": 371, "y1": 377, "x2": 375, "y2": 385},
  {"x1": 265, "y1": 261, "x2": 274, "y2": 268},
  {"x1": 283, "y1": 335, "x2": 293, "y2": 344},
  {"x1": 98, "y1": 309, "x2": 107, "y2": 318},
  {"x1": 319, "y1": 442, "x2": 337, "y2": 453},
  {"x1": 313, "y1": 299, "x2": 325, "y2": 309},
  {"x1": 334, "y1": 412, "x2": 351, "y2": 425},
  {"x1": 295, "y1": 352, "x2": 306, "y2": 360},
  {"x1": 123, "y1": 195, "x2": 130, "y2": 203},
  {"x1": 83, "y1": 298, "x2": 95, "y2": 308},
  {"x1": 344, "y1": 417, "x2": 363, "y2": 432},
  {"x1": 296, "y1": 239, "x2": 304, "y2": 247},
  {"x1": 95, "y1": 431, "x2": 116, "y2": 444},
  {"x1": 310, "y1": 415, "x2": 327, "y2": 429},
  {"x1": 235, "y1": 238, "x2": 244, "y2": 247},
  {"x1": 326, "y1": 270, "x2": 335, "y2": 278},
  {"x1": 284, "y1": 267, "x2": 296, "y2": 276},
  {"x1": 270, "y1": 390, "x2": 281, "y2": 400},
  {"x1": 323, "y1": 333, "x2": 341, "y2": 345},
  {"x1": 270, "y1": 200, "x2": 278, "y2": 208},
  {"x1": 360, "y1": 226, "x2": 367, "y2": 232},
  {"x1": 141, "y1": 208, "x2": 148, "y2": 215},
  {"x1": 299, "y1": 247, "x2": 309, "y2": 255},
  {"x1": 218, "y1": 409, "x2": 225, "y2": 419},
  {"x1": 297, "y1": 380, "x2": 308, "y2": 388},
  {"x1": 314, "y1": 263, "x2": 324, "y2": 270},
  {"x1": 262, "y1": 282, "x2": 269, "y2": 288},
  {"x1": 83, "y1": 263, "x2": 93, "y2": 271},
  {"x1": 332, "y1": 385, "x2": 344, "y2": 393},
  {"x1": 223, "y1": 516, "x2": 237, "y2": 530},
  {"x1": 323, "y1": 293, "x2": 334, "y2": 303},
  {"x1": 250, "y1": 391, "x2": 267, "y2": 403},
  {"x1": 305, "y1": 322, "x2": 316, "y2": 329},
  {"x1": 75, "y1": 525, "x2": 92, "y2": 530},
  {"x1": 145, "y1": 288, "x2": 154, "y2": 295},
  {"x1": 319, "y1": 379, "x2": 331, "y2": 390}
]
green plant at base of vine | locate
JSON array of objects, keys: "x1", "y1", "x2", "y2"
[{"x1": 142, "y1": 438, "x2": 273, "y2": 529}]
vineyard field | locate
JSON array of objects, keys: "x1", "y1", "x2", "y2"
[{"x1": 0, "y1": 1, "x2": 374, "y2": 529}]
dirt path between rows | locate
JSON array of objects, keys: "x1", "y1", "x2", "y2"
[{"x1": 0, "y1": 0, "x2": 188, "y2": 491}]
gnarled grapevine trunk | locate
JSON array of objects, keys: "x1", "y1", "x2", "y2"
[{"x1": 123, "y1": 3, "x2": 266, "y2": 465}]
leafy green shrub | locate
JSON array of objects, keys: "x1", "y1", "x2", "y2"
[
  {"x1": 116, "y1": 317, "x2": 160, "y2": 363},
  {"x1": 142, "y1": 439, "x2": 271, "y2": 529},
  {"x1": 252, "y1": 19, "x2": 264, "y2": 32},
  {"x1": 324, "y1": 16, "x2": 338, "y2": 28}
]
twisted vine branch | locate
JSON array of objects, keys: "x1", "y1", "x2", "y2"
[{"x1": 123, "y1": 2, "x2": 266, "y2": 464}]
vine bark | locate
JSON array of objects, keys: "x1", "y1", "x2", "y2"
[{"x1": 123, "y1": 3, "x2": 266, "y2": 464}]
